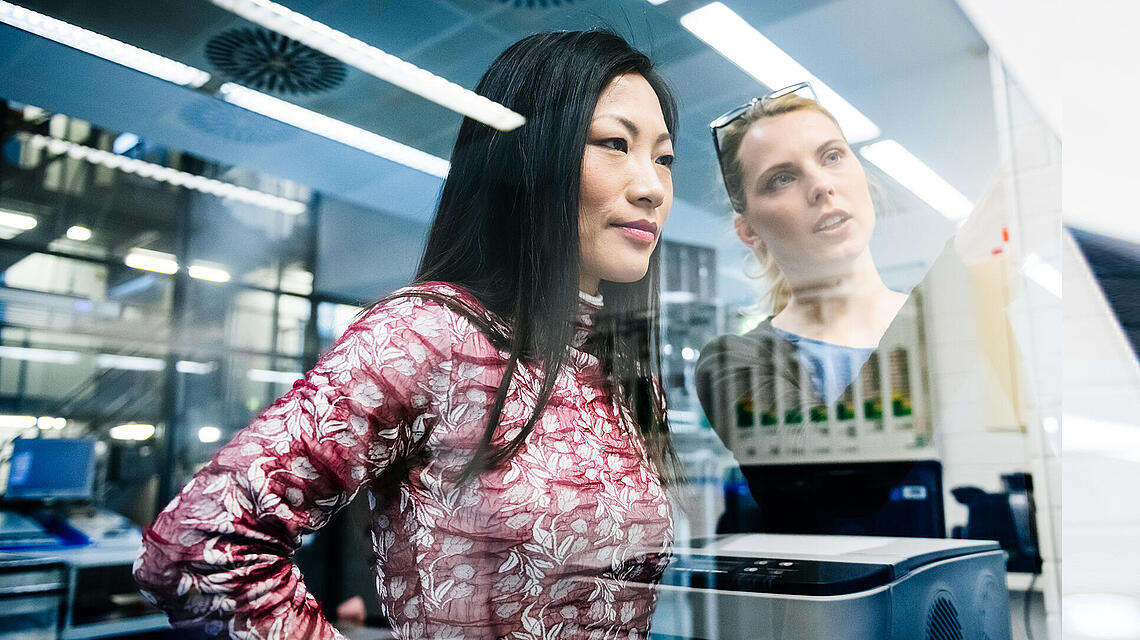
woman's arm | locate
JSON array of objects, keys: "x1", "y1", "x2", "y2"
[{"x1": 133, "y1": 294, "x2": 454, "y2": 639}]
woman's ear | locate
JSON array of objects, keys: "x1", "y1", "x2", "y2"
[{"x1": 733, "y1": 215, "x2": 763, "y2": 251}]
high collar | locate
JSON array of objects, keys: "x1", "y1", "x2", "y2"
[{"x1": 573, "y1": 290, "x2": 603, "y2": 349}]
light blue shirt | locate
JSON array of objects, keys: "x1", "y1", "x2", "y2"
[{"x1": 771, "y1": 326, "x2": 875, "y2": 404}]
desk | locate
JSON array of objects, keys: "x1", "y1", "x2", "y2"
[{"x1": 2, "y1": 536, "x2": 169, "y2": 639}]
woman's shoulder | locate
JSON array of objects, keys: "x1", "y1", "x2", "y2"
[
  {"x1": 695, "y1": 318, "x2": 780, "y2": 374},
  {"x1": 349, "y1": 281, "x2": 503, "y2": 353}
]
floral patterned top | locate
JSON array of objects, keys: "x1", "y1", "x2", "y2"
[{"x1": 133, "y1": 282, "x2": 674, "y2": 640}]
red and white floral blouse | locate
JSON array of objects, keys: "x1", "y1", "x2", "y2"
[{"x1": 133, "y1": 282, "x2": 674, "y2": 640}]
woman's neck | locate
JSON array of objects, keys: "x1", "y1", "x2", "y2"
[{"x1": 773, "y1": 253, "x2": 907, "y2": 348}]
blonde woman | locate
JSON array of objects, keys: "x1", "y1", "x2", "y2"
[{"x1": 697, "y1": 83, "x2": 907, "y2": 418}]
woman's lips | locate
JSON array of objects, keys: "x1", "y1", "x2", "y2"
[
  {"x1": 612, "y1": 220, "x2": 658, "y2": 244},
  {"x1": 813, "y1": 212, "x2": 852, "y2": 234}
]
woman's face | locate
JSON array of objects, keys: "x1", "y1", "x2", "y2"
[
  {"x1": 733, "y1": 109, "x2": 875, "y2": 283},
  {"x1": 578, "y1": 73, "x2": 674, "y2": 295}
]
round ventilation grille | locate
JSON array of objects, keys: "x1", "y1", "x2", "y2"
[
  {"x1": 205, "y1": 27, "x2": 347, "y2": 94},
  {"x1": 927, "y1": 590, "x2": 964, "y2": 640},
  {"x1": 179, "y1": 101, "x2": 297, "y2": 145}
]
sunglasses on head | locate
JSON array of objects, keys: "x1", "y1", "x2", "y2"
[{"x1": 709, "y1": 81, "x2": 818, "y2": 209}]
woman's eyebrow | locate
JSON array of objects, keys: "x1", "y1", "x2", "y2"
[
  {"x1": 816, "y1": 138, "x2": 845, "y2": 152},
  {"x1": 592, "y1": 114, "x2": 672, "y2": 143}
]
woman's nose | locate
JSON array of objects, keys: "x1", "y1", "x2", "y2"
[
  {"x1": 807, "y1": 170, "x2": 837, "y2": 205},
  {"x1": 627, "y1": 159, "x2": 667, "y2": 209}
]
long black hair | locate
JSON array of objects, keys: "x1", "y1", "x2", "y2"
[{"x1": 375, "y1": 29, "x2": 680, "y2": 485}]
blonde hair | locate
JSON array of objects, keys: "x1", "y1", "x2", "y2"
[{"x1": 718, "y1": 94, "x2": 846, "y2": 314}]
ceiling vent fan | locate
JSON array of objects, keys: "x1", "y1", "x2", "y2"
[{"x1": 205, "y1": 27, "x2": 347, "y2": 95}]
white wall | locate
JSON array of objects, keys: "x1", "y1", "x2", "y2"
[{"x1": 921, "y1": 57, "x2": 1061, "y2": 638}]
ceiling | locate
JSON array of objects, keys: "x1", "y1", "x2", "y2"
[{"x1": 0, "y1": 0, "x2": 998, "y2": 264}]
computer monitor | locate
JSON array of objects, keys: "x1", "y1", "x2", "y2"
[{"x1": 5, "y1": 438, "x2": 96, "y2": 501}]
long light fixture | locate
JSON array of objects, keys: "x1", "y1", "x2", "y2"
[
  {"x1": 0, "y1": 208, "x2": 37, "y2": 231},
  {"x1": 37, "y1": 417, "x2": 66, "y2": 430},
  {"x1": 247, "y1": 368, "x2": 302, "y2": 385},
  {"x1": 96, "y1": 354, "x2": 165, "y2": 371},
  {"x1": 0, "y1": 415, "x2": 38, "y2": 429},
  {"x1": 218, "y1": 83, "x2": 450, "y2": 178},
  {"x1": 681, "y1": 2, "x2": 880, "y2": 143},
  {"x1": 859, "y1": 140, "x2": 974, "y2": 220},
  {"x1": 0, "y1": 1, "x2": 210, "y2": 88},
  {"x1": 209, "y1": 0, "x2": 524, "y2": 132},
  {"x1": 188, "y1": 263, "x2": 232, "y2": 283},
  {"x1": 177, "y1": 360, "x2": 217, "y2": 375},
  {"x1": 110, "y1": 423, "x2": 155, "y2": 441},
  {"x1": 124, "y1": 248, "x2": 178, "y2": 275},
  {"x1": 22, "y1": 134, "x2": 307, "y2": 215},
  {"x1": 0, "y1": 345, "x2": 81, "y2": 364}
]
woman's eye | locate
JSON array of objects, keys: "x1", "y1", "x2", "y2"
[
  {"x1": 824, "y1": 149, "x2": 843, "y2": 164},
  {"x1": 600, "y1": 138, "x2": 628, "y2": 152},
  {"x1": 767, "y1": 173, "x2": 794, "y2": 190},
  {"x1": 657, "y1": 154, "x2": 675, "y2": 168}
]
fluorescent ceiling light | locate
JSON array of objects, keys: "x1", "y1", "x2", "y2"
[
  {"x1": 0, "y1": 208, "x2": 37, "y2": 231},
  {"x1": 210, "y1": 0, "x2": 524, "y2": 132},
  {"x1": 645, "y1": 0, "x2": 669, "y2": 4},
  {"x1": 177, "y1": 360, "x2": 217, "y2": 375},
  {"x1": 113, "y1": 132, "x2": 139, "y2": 154},
  {"x1": 0, "y1": 415, "x2": 38, "y2": 429},
  {"x1": 110, "y1": 423, "x2": 155, "y2": 441},
  {"x1": 1064, "y1": 593, "x2": 1140, "y2": 638},
  {"x1": 124, "y1": 248, "x2": 179, "y2": 275},
  {"x1": 0, "y1": 1, "x2": 210, "y2": 88},
  {"x1": 681, "y1": 2, "x2": 880, "y2": 143},
  {"x1": 859, "y1": 140, "x2": 974, "y2": 220},
  {"x1": 96, "y1": 353, "x2": 165, "y2": 371},
  {"x1": 247, "y1": 368, "x2": 302, "y2": 385},
  {"x1": 22, "y1": 134, "x2": 306, "y2": 215},
  {"x1": 36, "y1": 417, "x2": 66, "y2": 430},
  {"x1": 66, "y1": 225, "x2": 91, "y2": 241},
  {"x1": 198, "y1": 426, "x2": 222, "y2": 443},
  {"x1": 1022, "y1": 253, "x2": 1061, "y2": 298},
  {"x1": 218, "y1": 83, "x2": 449, "y2": 178},
  {"x1": 189, "y1": 263, "x2": 232, "y2": 283},
  {"x1": 0, "y1": 345, "x2": 81, "y2": 364}
]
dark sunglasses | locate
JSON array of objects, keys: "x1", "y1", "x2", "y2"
[{"x1": 709, "y1": 81, "x2": 818, "y2": 210}]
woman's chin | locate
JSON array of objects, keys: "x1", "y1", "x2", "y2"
[{"x1": 596, "y1": 263, "x2": 651, "y2": 285}]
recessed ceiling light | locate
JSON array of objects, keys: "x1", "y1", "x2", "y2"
[
  {"x1": 210, "y1": 0, "x2": 525, "y2": 131},
  {"x1": 66, "y1": 225, "x2": 92, "y2": 241},
  {"x1": 198, "y1": 426, "x2": 222, "y2": 443},
  {"x1": 110, "y1": 423, "x2": 155, "y2": 441}
]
